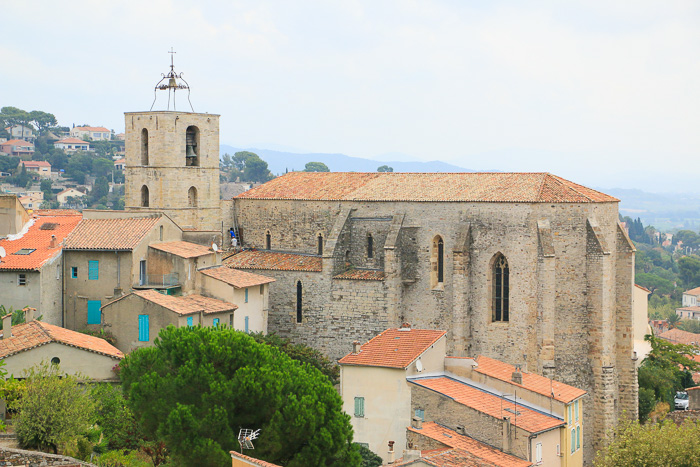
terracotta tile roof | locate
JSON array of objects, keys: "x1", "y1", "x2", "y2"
[
  {"x1": 333, "y1": 269, "x2": 385, "y2": 281},
  {"x1": 224, "y1": 250, "x2": 322, "y2": 272},
  {"x1": 109, "y1": 289, "x2": 237, "y2": 316},
  {"x1": 407, "y1": 422, "x2": 531, "y2": 467},
  {"x1": 199, "y1": 266, "x2": 275, "y2": 288},
  {"x1": 56, "y1": 138, "x2": 90, "y2": 145},
  {"x1": 677, "y1": 306, "x2": 700, "y2": 312},
  {"x1": 658, "y1": 328, "x2": 700, "y2": 346},
  {"x1": 150, "y1": 241, "x2": 214, "y2": 258},
  {"x1": 474, "y1": 356, "x2": 586, "y2": 404},
  {"x1": 635, "y1": 284, "x2": 651, "y2": 293},
  {"x1": 74, "y1": 126, "x2": 109, "y2": 133},
  {"x1": 33, "y1": 209, "x2": 82, "y2": 216},
  {"x1": 684, "y1": 287, "x2": 700, "y2": 296},
  {"x1": 0, "y1": 214, "x2": 82, "y2": 270},
  {"x1": 114, "y1": 158, "x2": 126, "y2": 164},
  {"x1": 409, "y1": 377, "x2": 564, "y2": 434},
  {"x1": 64, "y1": 216, "x2": 161, "y2": 250},
  {"x1": 393, "y1": 448, "x2": 511, "y2": 467},
  {"x1": 236, "y1": 172, "x2": 618, "y2": 203},
  {"x1": 230, "y1": 451, "x2": 282, "y2": 467},
  {"x1": 0, "y1": 320, "x2": 123, "y2": 360},
  {"x1": 2, "y1": 139, "x2": 34, "y2": 147},
  {"x1": 19, "y1": 160, "x2": 51, "y2": 168},
  {"x1": 338, "y1": 328, "x2": 446, "y2": 369}
]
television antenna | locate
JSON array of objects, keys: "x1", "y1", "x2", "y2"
[{"x1": 238, "y1": 428, "x2": 260, "y2": 452}]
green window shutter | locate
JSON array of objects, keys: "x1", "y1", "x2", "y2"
[
  {"x1": 568, "y1": 404, "x2": 572, "y2": 424},
  {"x1": 88, "y1": 260, "x2": 99, "y2": 280},
  {"x1": 354, "y1": 397, "x2": 364, "y2": 417},
  {"x1": 571, "y1": 429, "x2": 575, "y2": 453},
  {"x1": 244, "y1": 316, "x2": 249, "y2": 333},
  {"x1": 87, "y1": 300, "x2": 101, "y2": 324},
  {"x1": 245, "y1": 288, "x2": 248, "y2": 303},
  {"x1": 138, "y1": 315, "x2": 149, "y2": 342},
  {"x1": 575, "y1": 400, "x2": 579, "y2": 421},
  {"x1": 577, "y1": 426, "x2": 580, "y2": 450}
]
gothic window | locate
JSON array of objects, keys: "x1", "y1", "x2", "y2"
[
  {"x1": 367, "y1": 234, "x2": 373, "y2": 258},
  {"x1": 296, "y1": 281, "x2": 303, "y2": 323},
  {"x1": 431, "y1": 235, "x2": 444, "y2": 289},
  {"x1": 141, "y1": 185, "x2": 149, "y2": 208},
  {"x1": 185, "y1": 126, "x2": 200, "y2": 167},
  {"x1": 492, "y1": 253, "x2": 509, "y2": 322},
  {"x1": 317, "y1": 233, "x2": 323, "y2": 255},
  {"x1": 188, "y1": 186, "x2": 198, "y2": 207},
  {"x1": 266, "y1": 231, "x2": 271, "y2": 250},
  {"x1": 141, "y1": 128, "x2": 148, "y2": 165}
]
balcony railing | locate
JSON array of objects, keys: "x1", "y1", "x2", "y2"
[{"x1": 136, "y1": 273, "x2": 179, "y2": 288}]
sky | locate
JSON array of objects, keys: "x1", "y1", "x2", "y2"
[{"x1": 1, "y1": 1, "x2": 698, "y2": 192}]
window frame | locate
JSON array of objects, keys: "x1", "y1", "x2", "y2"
[
  {"x1": 17, "y1": 273, "x2": 27, "y2": 286},
  {"x1": 71, "y1": 266, "x2": 78, "y2": 279},
  {"x1": 296, "y1": 281, "x2": 303, "y2": 323},
  {"x1": 492, "y1": 253, "x2": 509, "y2": 322}
]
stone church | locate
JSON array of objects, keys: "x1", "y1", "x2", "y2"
[{"x1": 124, "y1": 107, "x2": 637, "y2": 462}]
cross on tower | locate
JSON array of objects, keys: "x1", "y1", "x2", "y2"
[{"x1": 169, "y1": 47, "x2": 176, "y2": 69}]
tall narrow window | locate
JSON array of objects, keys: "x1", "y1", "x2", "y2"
[
  {"x1": 159, "y1": 225, "x2": 163, "y2": 241},
  {"x1": 318, "y1": 233, "x2": 323, "y2": 255},
  {"x1": 244, "y1": 316, "x2": 249, "y2": 333},
  {"x1": 141, "y1": 128, "x2": 149, "y2": 165},
  {"x1": 431, "y1": 235, "x2": 444, "y2": 288},
  {"x1": 367, "y1": 234, "x2": 373, "y2": 258},
  {"x1": 576, "y1": 426, "x2": 580, "y2": 450},
  {"x1": 187, "y1": 316, "x2": 193, "y2": 327},
  {"x1": 141, "y1": 185, "x2": 149, "y2": 208},
  {"x1": 296, "y1": 281, "x2": 303, "y2": 323},
  {"x1": 138, "y1": 314, "x2": 149, "y2": 342},
  {"x1": 244, "y1": 288, "x2": 249, "y2": 303},
  {"x1": 88, "y1": 260, "x2": 99, "y2": 280},
  {"x1": 266, "y1": 231, "x2": 271, "y2": 250},
  {"x1": 188, "y1": 186, "x2": 198, "y2": 207},
  {"x1": 492, "y1": 253, "x2": 509, "y2": 322},
  {"x1": 354, "y1": 397, "x2": 365, "y2": 417},
  {"x1": 87, "y1": 300, "x2": 101, "y2": 325},
  {"x1": 437, "y1": 238, "x2": 444, "y2": 283},
  {"x1": 185, "y1": 126, "x2": 200, "y2": 166},
  {"x1": 571, "y1": 429, "x2": 575, "y2": 454}
]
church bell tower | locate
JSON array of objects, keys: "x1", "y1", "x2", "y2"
[{"x1": 124, "y1": 51, "x2": 220, "y2": 231}]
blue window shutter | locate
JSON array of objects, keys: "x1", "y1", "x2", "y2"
[
  {"x1": 576, "y1": 426, "x2": 580, "y2": 450},
  {"x1": 138, "y1": 315, "x2": 149, "y2": 342},
  {"x1": 244, "y1": 316, "x2": 249, "y2": 333},
  {"x1": 245, "y1": 288, "x2": 248, "y2": 303},
  {"x1": 87, "y1": 300, "x2": 101, "y2": 324},
  {"x1": 88, "y1": 260, "x2": 99, "y2": 280},
  {"x1": 213, "y1": 318, "x2": 220, "y2": 327},
  {"x1": 187, "y1": 316, "x2": 193, "y2": 327}
]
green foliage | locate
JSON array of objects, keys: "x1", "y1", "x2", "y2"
[
  {"x1": 0, "y1": 305, "x2": 27, "y2": 330},
  {"x1": 121, "y1": 326, "x2": 360, "y2": 467},
  {"x1": 14, "y1": 362, "x2": 97, "y2": 453},
  {"x1": 91, "y1": 384, "x2": 142, "y2": 451},
  {"x1": 249, "y1": 332, "x2": 340, "y2": 385},
  {"x1": 96, "y1": 450, "x2": 153, "y2": 467},
  {"x1": 594, "y1": 418, "x2": 700, "y2": 467},
  {"x1": 676, "y1": 319, "x2": 700, "y2": 333},
  {"x1": 90, "y1": 177, "x2": 110, "y2": 205},
  {"x1": 678, "y1": 255, "x2": 700, "y2": 288},
  {"x1": 635, "y1": 272, "x2": 675, "y2": 296},
  {"x1": 304, "y1": 161, "x2": 330, "y2": 172},
  {"x1": 357, "y1": 444, "x2": 383, "y2": 467},
  {"x1": 0, "y1": 155, "x2": 19, "y2": 173},
  {"x1": 377, "y1": 165, "x2": 393, "y2": 172},
  {"x1": 638, "y1": 387, "x2": 656, "y2": 424}
]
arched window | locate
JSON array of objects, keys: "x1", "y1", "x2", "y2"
[
  {"x1": 492, "y1": 253, "x2": 509, "y2": 322},
  {"x1": 185, "y1": 126, "x2": 200, "y2": 167},
  {"x1": 317, "y1": 233, "x2": 323, "y2": 255},
  {"x1": 296, "y1": 281, "x2": 303, "y2": 323},
  {"x1": 431, "y1": 235, "x2": 444, "y2": 288},
  {"x1": 141, "y1": 185, "x2": 149, "y2": 207},
  {"x1": 141, "y1": 128, "x2": 149, "y2": 165},
  {"x1": 367, "y1": 234, "x2": 373, "y2": 258},
  {"x1": 266, "y1": 231, "x2": 271, "y2": 250},
  {"x1": 188, "y1": 186, "x2": 198, "y2": 207}
]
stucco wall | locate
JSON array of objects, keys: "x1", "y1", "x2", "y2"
[
  {"x1": 3, "y1": 342, "x2": 119, "y2": 380},
  {"x1": 0, "y1": 271, "x2": 40, "y2": 317}
]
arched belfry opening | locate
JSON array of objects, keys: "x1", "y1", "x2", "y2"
[
  {"x1": 185, "y1": 126, "x2": 200, "y2": 167},
  {"x1": 141, "y1": 185, "x2": 149, "y2": 207},
  {"x1": 141, "y1": 128, "x2": 149, "y2": 165},
  {"x1": 188, "y1": 186, "x2": 198, "y2": 207}
]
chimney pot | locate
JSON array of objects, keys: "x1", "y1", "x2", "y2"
[
  {"x1": 412, "y1": 416, "x2": 423, "y2": 430},
  {"x1": 512, "y1": 365, "x2": 523, "y2": 384},
  {"x1": 2, "y1": 314, "x2": 12, "y2": 339},
  {"x1": 399, "y1": 322, "x2": 411, "y2": 331},
  {"x1": 352, "y1": 341, "x2": 361, "y2": 354},
  {"x1": 49, "y1": 234, "x2": 57, "y2": 248},
  {"x1": 24, "y1": 307, "x2": 35, "y2": 322}
]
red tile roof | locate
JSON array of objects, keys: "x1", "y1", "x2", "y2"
[
  {"x1": 199, "y1": 266, "x2": 275, "y2": 288},
  {"x1": 684, "y1": 287, "x2": 700, "y2": 296},
  {"x1": 393, "y1": 448, "x2": 512, "y2": 467},
  {"x1": 1, "y1": 139, "x2": 34, "y2": 147},
  {"x1": 333, "y1": 269, "x2": 385, "y2": 281},
  {"x1": 338, "y1": 328, "x2": 446, "y2": 369},
  {"x1": 677, "y1": 306, "x2": 700, "y2": 312},
  {"x1": 658, "y1": 328, "x2": 700, "y2": 346},
  {"x1": 74, "y1": 126, "x2": 109, "y2": 133},
  {"x1": 64, "y1": 216, "x2": 161, "y2": 250},
  {"x1": 0, "y1": 214, "x2": 82, "y2": 270},
  {"x1": 105, "y1": 289, "x2": 237, "y2": 316},
  {"x1": 236, "y1": 172, "x2": 618, "y2": 203},
  {"x1": 474, "y1": 356, "x2": 587, "y2": 404},
  {"x1": 224, "y1": 250, "x2": 322, "y2": 272},
  {"x1": 56, "y1": 138, "x2": 90, "y2": 145},
  {"x1": 33, "y1": 209, "x2": 82, "y2": 216},
  {"x1": 634, "y1": 284, "x2": 651, "y2": 293},
  {"x1": 230, "y1": 451, "x2": 281, "y2": 467},
  {"x1": 19, "y1": 160, "x2": 51, "y2": 168},
  {"x1": 407, "y1": 423, "x2": 531, "y2": 467},
  {"x1": 150, "y1": 241, "x2": 214, "y2": 258},
  {"x1": 0, "y1": 320, "x2": 123, "y2": 360},
  {"x1": 410, "y1": 377, "x2": 564, "y2": 434}
]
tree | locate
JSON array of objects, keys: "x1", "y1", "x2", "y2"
[
  {"x1": 40, "y1": 178, "x2": 53, "y2": 200},
  {"x1": 377, "y1": 165, "x2": 393, "y2": 172},
  {"x1": 14, "y1": 362, "x2": 96, "y2": 453},
  {"x1": 90, "y1": 177, "x2": 110, "y2": 205},
  {"x1": 0, "y1": 107, "x2": 32, "y2": 138},
  {"x1": 91, "y1": 384, "x2": 142, "y2": 451},
  {"x1": 594, "y1": 419, "x2": 700, "y2": 467},
  {"x1": 357, "y1": 444, "x2": 383, "y2": 467},
  {"x1": 304, "y1": 161, "x2": 330, "y2": 172},
  {"x1": 242, "y1": 154, "x2": 273, "y2": 183},
  {"x1": 28, "y1": 111, "x2": 57, "y2": 135},
  {"x1": 120, "y1": 326, "x2": 360, "y2": 467},
  {"x1": 678, "y1": 255, "x2": 700, "y2": 287},
  {"x1": 233, "y1": 151, "x2": 257, "y2": 171}
]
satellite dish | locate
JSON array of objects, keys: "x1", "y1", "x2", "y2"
[
  {"x1": 0, "y1": 247, "x2": 5, "y2": 259},
  {"x1": 238, "y1": 428, "x2": 260, "y2": 452},
  {"x1": 416, "y1": 359, "x2": 424, "y2": 372},
  {"x1": 212, "y1": 243, "x2": 218, "y2": 252}
]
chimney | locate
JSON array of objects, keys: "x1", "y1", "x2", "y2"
[
  {"x1": 49, "y1": 234, "x2": 57, "y2": 248},
  {"x1": 411, "y1": 416, "x2": 423, "y2": 430},
  {"x1": 399, "y1": 322, "x2": 411, "y2": 331},
  {"x1": 24, "y1": 307, "x2": 35, "y2": 322},
  {"x1": 2, "y1": 314, "x2": 12, "y2": 339},
  {"x1": 511, "y1": 365, "x2": 523, "y2": 385},
  {"x1": 352, "y1": 341, "x2": 361, "y2": 354},
  {"x1": 387, "y1": 441, "x2": 395, "y2": 464}
]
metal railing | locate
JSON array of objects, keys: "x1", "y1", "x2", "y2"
[{"x1": 137, "y1": 273, "x2": 179, "y2": 287}]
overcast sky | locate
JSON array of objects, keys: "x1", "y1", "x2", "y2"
[{"x1": 1, "y1": 1, "x2": 698, "y2": 191}]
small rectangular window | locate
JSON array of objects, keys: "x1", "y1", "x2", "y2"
[
  {"x1": 88, "y1": 260, "x2": 99, "y2": 280},
  {"x1": 229, "y1": 314, "x2": 233, "y2": 326},
  {"x1": 244, "y1": 288, "x2": 249, "y2": 303},
  {"x1": 571, "y1": 429, "x2": 575, "y2": 454},
  {"x1": 138, "y1": 314, "x2": 149, "y2": 341},
  {"x1": 354, "y1": 397, "x2": 365, "y2": 417},
  {"x1": 71, "y1": 267, "x2": 78, "y2": 279},
  {"x1": 260, "y1": 284, "x2": 264, "y2": 294},
  {"x1": 213, "y1": 318, "x2": 220, "y2": 327},
  {"x1": 87, "y1": 300, "x2": 101, "y2": 324},
  {"x1": 18, "y1": 274, "x2": 26, "y2": 286},
  {"x1": 536, "y1": 443, "x2": 542, "y2": 464},
  {"x1": 187, "y1": 316, "x2": 193, "y2": 327},
  {"x1": 414, "y1": 409, "x2": 424, "y2": 421}
]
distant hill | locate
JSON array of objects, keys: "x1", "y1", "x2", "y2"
[{"x1": 219, "y1": 145, "x2": 472, "y2": 174}]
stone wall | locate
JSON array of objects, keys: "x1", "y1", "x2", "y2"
[{"x1": 0, "y1": 447, "x2": 92, "y2": 466}]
